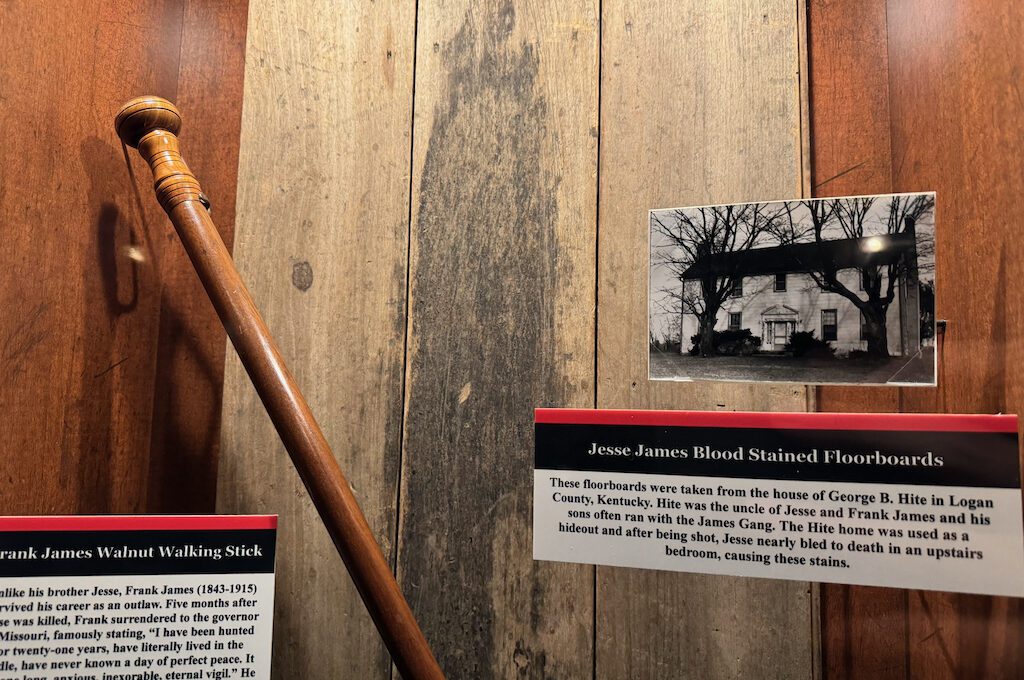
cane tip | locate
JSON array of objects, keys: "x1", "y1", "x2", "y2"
[{"x1": 115, "y1": 96, "x2": 181, "y2": 148}]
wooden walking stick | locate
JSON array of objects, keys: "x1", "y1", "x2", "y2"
[{"x1": 115, "y1": 96, "x2": 444, "y2": 680}]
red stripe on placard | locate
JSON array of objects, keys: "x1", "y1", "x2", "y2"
[
  {"x1": 535, "y1": 409, "x2": 1019, "y2": 433},
  {"x1": 0, "y1": 515, "x2": 278, "y2": 532}
]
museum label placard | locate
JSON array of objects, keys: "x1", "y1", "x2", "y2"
[
  {"x1": 534, "y1": 409, "x2": 1023, "y2": 596},
  {"x1": 0, "y1": 515, "x2": 277, "y2": 679}
]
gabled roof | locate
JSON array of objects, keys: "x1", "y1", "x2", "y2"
[
  {"x1": 680, "y1": 233, "x2": 915, "y2": 280},
  {"x1": 761, "y1": 305, "x2": 799, "y2": 316}
]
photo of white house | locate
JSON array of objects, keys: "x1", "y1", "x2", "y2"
[
  {"x1": 649, "y1": 193, "x2": 936, "y2": 386},
  {"x1": 679, "y1": 235, "x2": 921, "y2": 354}
]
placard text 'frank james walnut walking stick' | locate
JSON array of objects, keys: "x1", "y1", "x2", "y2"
[{"x1": 115, "y1": 97, "x2": 444, "y2": 680}]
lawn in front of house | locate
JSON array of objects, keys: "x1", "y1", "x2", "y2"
[{"x1": 649, "y1": 347, "x2": 935, "y2": 385}]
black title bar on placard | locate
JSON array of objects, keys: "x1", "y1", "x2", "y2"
[
  {"x1": 0, "y1": 529, "x2": 277, "y2": 578},
  {"x1": 535, "y1": 421, "x2": 1021, "y2": 488}
]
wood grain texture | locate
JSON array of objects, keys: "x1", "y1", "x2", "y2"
[
  {"x1": 396, "y1": 1, "x2": 599, "y2": 677},
  {"x1": 216, "y1": 1, "x2": 417, "y2": 677},
  {"x1": 596, "y1": 2, "x2": 814, "y2": 678},
  {"x1": 810, "y1": 0, "x2": 1024, "y2": 678},
  {"x1": 118, "y1": 95, "x2": 437, "y2": 677},
  {"x1": 887, "y1": 0, "x2": 1023, "y2": 677},
  {"x1": 0, "y1": 1, "x2": 245, "y2": 515},
  {"x1": 807, "y1": 3, "x2": 907, "y2": 678},
  {"x1": 0, "y1": 1, "x2": 178, "y2": 515},
  {"x1": 147, "y1": 0, "x2": 251, "y2": 513},
  {"x1": 810, "y1": 0, "x2": 899, "y2": 415}
]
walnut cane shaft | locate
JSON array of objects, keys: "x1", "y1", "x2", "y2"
[{"x1": 115, "y1": 97, "x2": 444, "y2": 680}]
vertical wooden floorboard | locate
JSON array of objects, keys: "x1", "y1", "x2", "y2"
[
  {"x1": 0, "y1": 1, "x2": 184, "y2": 515},
  {"x1": 147, "y1": 0, "x2": 251, "y2": 513},
  {"x1": 886, "y1": 1, "x2": 1024, "y2": 677},
  {"x1": 596, "y1": 2, "x2": 814, "y2": 678},
  {"x1": 397, "y1": 1, "x2": 599, "y2": 677},
  {"x1": 806, "y1": 2, "x2": 908, "y2": 678},
  {"x1": 810, "y1": 0, "x2": 1024, "y2": 677},
  {"x1": 0, "y1": 0, "x2": 248, "y2": 517},
  {"x1": 217, "y1": 1, "x2": 416, "y2": 677}
]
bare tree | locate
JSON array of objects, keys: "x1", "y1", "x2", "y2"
[
  {"x1": 776, "y1": 195, "x2": 935, "y2": 357},
  {"x1": 651, "y1": 204, "x2": 780, "y2": 357}
]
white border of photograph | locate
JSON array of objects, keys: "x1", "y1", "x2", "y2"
[{"x1": 647, "y1": 192, "x2": 937, "y2": 387}]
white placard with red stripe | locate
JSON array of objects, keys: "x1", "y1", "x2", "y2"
[
  {"x1": 534, "y1": 409, "x2": 1024, "y2": 596},
  {"x1": 0, "y1": 515, "x2": 276, "y2": 679}
]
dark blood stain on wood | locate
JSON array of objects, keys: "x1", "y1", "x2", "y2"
[
  {"x1": 399, "y1": 2, "x2": 565, "y2": 677},
  {"x1": 291, "y1": 261, "x2": 314, "y2": 291}
]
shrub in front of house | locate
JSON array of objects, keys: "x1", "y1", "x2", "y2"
[
  {"x1": 785, "y1": 330, "x2": 835, "y2": 359},
  {"x1": 688, "y1": 329, "x2": 763, "y2": 356},
  {"x1": 650, "y1": 337, "x2": 682, "y2": 353}
]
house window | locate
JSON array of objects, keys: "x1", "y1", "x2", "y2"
[
  {"x1": 774, "y1": 273, "x2": 787, "y2": 292},
  {"x1": 729, "y1": 277, "x2": 743, "y2": 297},
  {"x1": 728, "y1": 312, "x2": 742, "y2": 331},
  {"x1": 822, "y1": 309, "x2": 838, "y2": 342},
  {"x1": 860, "y1": 311, "x2": 868, "y2": 341}
]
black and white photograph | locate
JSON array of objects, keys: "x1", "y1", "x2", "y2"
[{"x1": 649, "y1": 193, "x2": 937, "y2": 386}]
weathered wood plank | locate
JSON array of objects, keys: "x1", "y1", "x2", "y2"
[
  {"x1": 397, "y1": 1, "x2": 599, "y2": 677},
  {"x1": 216, "y1": 1, "x2": 416, "y2": 677},
  {"x1": 596, "y1": 2, "x2": 814, "y2": 678}
]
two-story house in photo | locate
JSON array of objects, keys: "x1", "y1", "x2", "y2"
[{"x1": 678, "y1": 235, "x2": 922, "y2": 356}]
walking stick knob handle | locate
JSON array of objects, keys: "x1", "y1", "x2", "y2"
[
  {"x1": 115, "y1": 97, "x2": 202, "y2": 211},
  {"x1": 115, "y1": 96, "x2": 182, "y2": 148}
]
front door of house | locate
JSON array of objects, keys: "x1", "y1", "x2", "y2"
[{"x1": 766, "y1": 320, "x2": 795, "y2": 350}]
